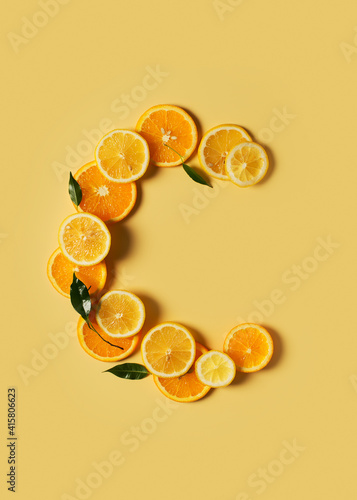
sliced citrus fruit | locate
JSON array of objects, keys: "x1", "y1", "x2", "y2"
[
  {"x1": 135, "y1": 104, "x2": 198, "y2": 167},
  {"x1": 141, "y1": 322, "x2": 196, "y2": 378},
  {"x1": 47, "y1": 248, "x2": 106, "y2": 298},
  {"x1": 223, "y1": 323, "x2": 273, "y2": 372},
  {"x1": 95, "y1": 129, "x2": 149, "y2": 183},
  {"x1": 198, "y1": 124, "x2": 252, "y2": 180},
  {"x1": 195, "y1": 351, "x2": 236, "y2": 388},
  {"x1": 95, "y1": 290, "x2": 145, "y2": 338},
  {"x1": 77, "y1": 317, "x2": 140, "y2": 362},
  {"x1": 58, "y1": 213, "x2": 111, "y2": 266},
  {"x1": 153, "y1": 342, "x2": 211, "y2": 403},
  {"x1": 73, "y1": 161, "x2": 137, "y2": 223},
  {"x1": 225, "y1": 142, "x2": 268, "y2": 187}
]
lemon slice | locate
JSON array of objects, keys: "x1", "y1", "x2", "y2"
[
  {"x1": 95, "y1": 129, "x2": 150, "y2": 182},
  {"x1": 95, "y1": 290, "x2": 145, "y2": 338},
  {"x1": 195, "y1": 351, "x2": 236, "y2": 388},
  {"x1": 198, "y1": 124, "x2": 252, "y2": 180},
  {"x1": 58, "y1": 213, "x2": 111, "y2": 266},
  {"x1": 225, "y1": 142, "x2": 268, "y2": 187},
  {"x1": 141, "y1": 322, "x2": 196, "y2": 378}
]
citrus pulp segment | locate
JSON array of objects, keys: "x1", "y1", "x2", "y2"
[
  {"x1": 95, "y1": 290, "x2": 145, "y2": 338},
  {"x1": 223, "y1": 323, "x2": 273, "y2": 372},
  {"x1": 141, "y1": 322, "x2": 196, "y2": 378},
  {"x1": 135, "y1": 104, "x2": 198, "y2": 167},
  {"x1": 95, "y1": 129, "x2": 150, "y2": 182},
  {"x1": 58, "y1": 213, "x2": 111, "y2": 266}
]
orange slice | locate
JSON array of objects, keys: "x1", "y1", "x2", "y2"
[
  {"x1": 95, "y1": 130, "x2": 150, "y2": 183},
  {"x1": 225, "y1": 142, "x2": 269, "y2": 187},
  {"x1": 153, "y1": 342, "x2": 211, "y2": 402},
  {"x1": 141, "y1": 322, "x2": 196, "y2": 378},
  {"x1": 198, "y1": 124, "x2": 252, "y2": 180},
  {"x1": 96, "y1": 290, "x2": 145, "y2": 338},
  {"x1": 223, "y1": 323, "x2": 274, "y2": 372},
  {"x1": 58, "y1": 213, "x2": 111, "y2": 267},
  {"x1": 74, "y1": 161, "x2": 136, "y2": 223},
  {"x1": 77, "y1": 317, "x2": 140, "y2": 362},
  {"x1": 47, "y1": 248, "x2": 106, "y2": 298},
  {"x1": 136, "y1": 104, "x2": 198, "y2": 167},
  {"x1": 195, "y1": 351, "x2": 236, "y2": 388}
]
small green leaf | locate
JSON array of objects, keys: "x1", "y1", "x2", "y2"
[
  {"x1": 69, "y1": 172, "x2": 82, "y2": 206},
  {"x1": 70, "y1": 273, "x2": 91, "y2": 321},
  {"x1": 104, "y1": 363, "x2": 150, "y2": 380},
  {"x1": 70, "y1": 274, "x2": 124, "y2": 350},
  {"x1": 182, "y1": 163, "x2": 212, "y2": 187}
]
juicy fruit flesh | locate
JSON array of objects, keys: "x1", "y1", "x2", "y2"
[
  {"x1": 155, "y1": 343, "x2": 210, "y2": 401},
  {"x1": 49, "y1": 249, "x2": 105, "y2": 296},
  {"x1": 138, "y1": 109, "x2": 196, "y2": 164},
  {"x1": 144, "y1": 325, "x2": 195, "y2": 376},
  {"x1": 79, "y1": 319, "x2": 138, "y2": 360},
  {"x1": 203, "y1": 128, "x2": 249, "y2": 175},
  {"x1": 97, "y1": 293, "x2": 143, "y2": 336},
  {"x1": 229, "y1": 145, "x2": 266, "y2": 183},
  {"x1": 97, "y1": 133, "x2": 147, "y2": 180},
  {"x1": 76, "y1": 163, "x2": 136, "y2": 222},
  {"x1": 225, "y1": 326, "x2": 272, "y2": 370},
  {"x1": 61, "y1": 216, "x2": 109, "y2": 263},
  {"x1": 199, "y1": 352, "x2": 234, "y2": 384}
]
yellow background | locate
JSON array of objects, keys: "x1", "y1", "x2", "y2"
[{"x1": 1, "y1": 0, "x2": 357, "y2": 498}]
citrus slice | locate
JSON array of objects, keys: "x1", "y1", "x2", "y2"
[
  {"x1": 95, "y1": 129, "x2": 150, "y2": 183},
  {"x1": 223, "y1": 323, "x2": 273, "y2": 373},
  {"x1": 95, "y1": 290, "x2": 145, "y2": 338},
  {"x1": 135, "y1": 104, "x2": 198, "y2": 167},
  {"x1": 198, "y1": 124, "x2": 252, "y2": 180},
  {"x1": 153, "y1": 342, "x2": 211, "y2": 403},
  {"x1": 58, "y1": 213, "x2": 111, "y2": 266},
  {"x1": 47, "y1": 248, "x2": 106, "y2": 298},
  {"x1": 74, "y1": 161, "x2": 137, "y2": 223},
  {"x1": 195, "y1": 351, "x2": 236, "y2": 388},
  {"x1": 225, "y1": 142, "x2": 268, "y2": 187},
  {"x1": 77, "y1": 317, "x2": 140, "y2": 362},
  {"x1": 141, "y1": 322, "x2": 196, "y2": 378}
]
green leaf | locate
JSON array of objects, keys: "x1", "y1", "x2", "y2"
[
  {"x1": 182, "y1": 163, "x2": 212, "y2": 188},
  {"x1": 104, "y1": 363, "x2": 150, "y2": 380},
  {"x1": 70, "y1": 273, "x2": 91, "y2": 321},
  {"x1": 70, "y1": 274, "x2": 124, "y2": 350},
  {"x1": 69, "y1": 172, "x2": 82, "y2": 206}
]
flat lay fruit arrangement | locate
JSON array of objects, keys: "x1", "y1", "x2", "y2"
[{"x1": 47, "y1": 104, "x2": 274, "y2": 403}]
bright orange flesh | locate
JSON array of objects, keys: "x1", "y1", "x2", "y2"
[
  {"x1": 77, "y1": 317, "x2": 139, "y2": 361},
  {"x1": 136, "y1": 105, "x2": 198, "y2": 167},
  {"x1": 223, "y1": 323, "x2": 273, "y2": 373},
  {"x1": 74, "y1": 162, "x2": 136, "y2": 223},
  {"x1": 47, "y1": 248, "x2": 106, "y2": 298},
  {"x1": 153, "y1": 342, "x2": 211, "y2": 402}
]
